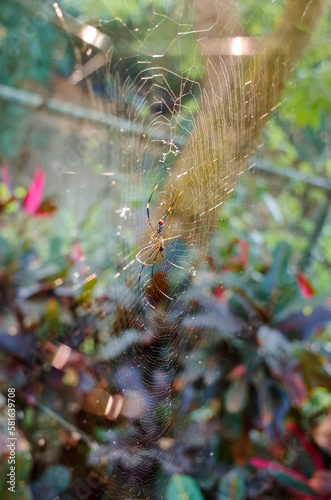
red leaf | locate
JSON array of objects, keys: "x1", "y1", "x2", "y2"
[
  {"x1": 297, "y1": 272, "x2": 314, "y2": 299},
  {"x1": 24, "y1": 169, "x2": 45, "y2": 215},
  {"x1": 287, "y1": 422, "x2": 324, "y2": 470},
  {"x1": 214, "y1": 284, "x2": 225, "y2": 299},
  {"x1": 238, "y1": 240, "x2": 249, "y2": 267},
  {"x1": 35, "y1": 198, "x2": 57, "y2": 217}
]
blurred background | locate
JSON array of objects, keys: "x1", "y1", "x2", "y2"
[{"x1": 0, "y1": 0, "x2": 331, "y2": 499}]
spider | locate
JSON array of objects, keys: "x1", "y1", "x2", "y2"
[{"x1": 136, "y1": 184, "x2": 183, "y2": 308}]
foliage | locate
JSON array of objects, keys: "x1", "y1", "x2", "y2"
[
  {"x1": 1, "y1": 165, "x2": 331, "y2": 498},
  {"x1": 0, "y1": 1, "x2": 75, "y2": 158},
  {"x1": 0, "y1": 0, "x2": 202, "y2": 159},
  {"x1": 0, "y1": 0, "x2": 330, "y2": 499}
]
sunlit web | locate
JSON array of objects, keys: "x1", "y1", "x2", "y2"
[{"x1": 19, "y1": 0, "x2": 302, "y2": 496}]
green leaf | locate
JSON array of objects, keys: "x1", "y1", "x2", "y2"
[
  {"x1": 0, "y1": 451, "x2": 33, "y2": 500},
  {"x1": 251, "y1": 458, "x2": 318, "y2": 498},
  {"x1": 225, "y1": 378, "x2": 248, "y2": 414},
  {"x1": 262, "y1": 193, "x2": 283, "y2": 224},
  {"x1": 262, "y1": 241, "x2": 292, "y2": 292},
  {"x1": 261, "y1": 242, "x2": 297, "y2": 311},
  {"x1": 98, "y1": 330, "x2": 141, "y2": 360},
  {"x1": 218, "y1": 468, "x2": 247, "y2": 500},
  {"x1": 166, "y1": 474, "x2": 204, "y2": 500},
  {"x1": 269, "y1": 469, "x2": 317, "y2": 497},
  {"x1": 30, "y1": 465, "x2": 71, "y2": 500},
  {"x1": 14, "y1": 186, "x2": 27, "y2": 198}
]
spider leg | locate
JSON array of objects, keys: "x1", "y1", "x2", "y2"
[
  {"x1": 138, "y1": 247, "x2": 158, "y2": 282},
  {"x1": 151, "y1": 251, "x2": 173, "y2": 301},
  {"x1": 136, "y1": 244, "x2": 157, "y2": 265},
  {"x1": 144, "y1": 297, "x2": 155, "y2": 309},
  {"x1": 138, "y1": 250, "x2": 160, "y2": 309},
  {"x1": 147, "y1": 184, "x2": 158, "y2": 232},
  {"x1": 162, "y1": 191, "x2": 183, "y2": 223},
  {"x1": 140, "y1": 278, "x2": 156, "y2": 309},
  {"x1": 160, "y1": 252, "x2": 184, "y2": 270}
]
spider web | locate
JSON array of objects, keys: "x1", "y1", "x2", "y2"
[
  {"x1": 53, "y1": 1, "x2": 280, "y2": 493},
  {"x1": 2, "y1": 0, "x2": 321, "y2": 498},
  {"x1": 48, "y1": 1, "x2": 284, "y2": 305}
]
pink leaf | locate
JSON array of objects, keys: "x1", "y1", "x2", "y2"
[
  {"x1": 228, "y1": 364, "x2": 246, "y2": 378},
  {"x1": 24, "y1": 169, "x2": 45, "y2": 215},
  {"x1": 71, "y1": 242, "x2": 84, "y2": 262},
  {"x1": 1, "y1": 162, "x2": 11, "y2": 189},
  {"x1": 284, "y1": 371, "x2": 307, "y2": 406}
]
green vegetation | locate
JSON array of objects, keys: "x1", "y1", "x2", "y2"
[{"x1": 0, "y1": 0, "x2": 331, "y2": 498}]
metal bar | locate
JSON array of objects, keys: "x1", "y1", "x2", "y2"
[
  {"x1": 0, "y1": 83, "x2": 168, "y2": 143},
  {"x1": 1, "y1": 84, "x2": 330, "y2": 192},
  {"x1": 252, "y1": 158, "x2": 331, "y2": 192}
]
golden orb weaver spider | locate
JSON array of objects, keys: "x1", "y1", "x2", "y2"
[{"x1": 136, "y1": 184, "x2": 183, "y2": 308}]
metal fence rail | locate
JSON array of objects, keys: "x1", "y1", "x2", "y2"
[
  {"x1": 1, "y1": 84, "x2": 330, "y2": 192},
  {"x1": 1, "y1": 83, "x2": 330, "y2": 271}
]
